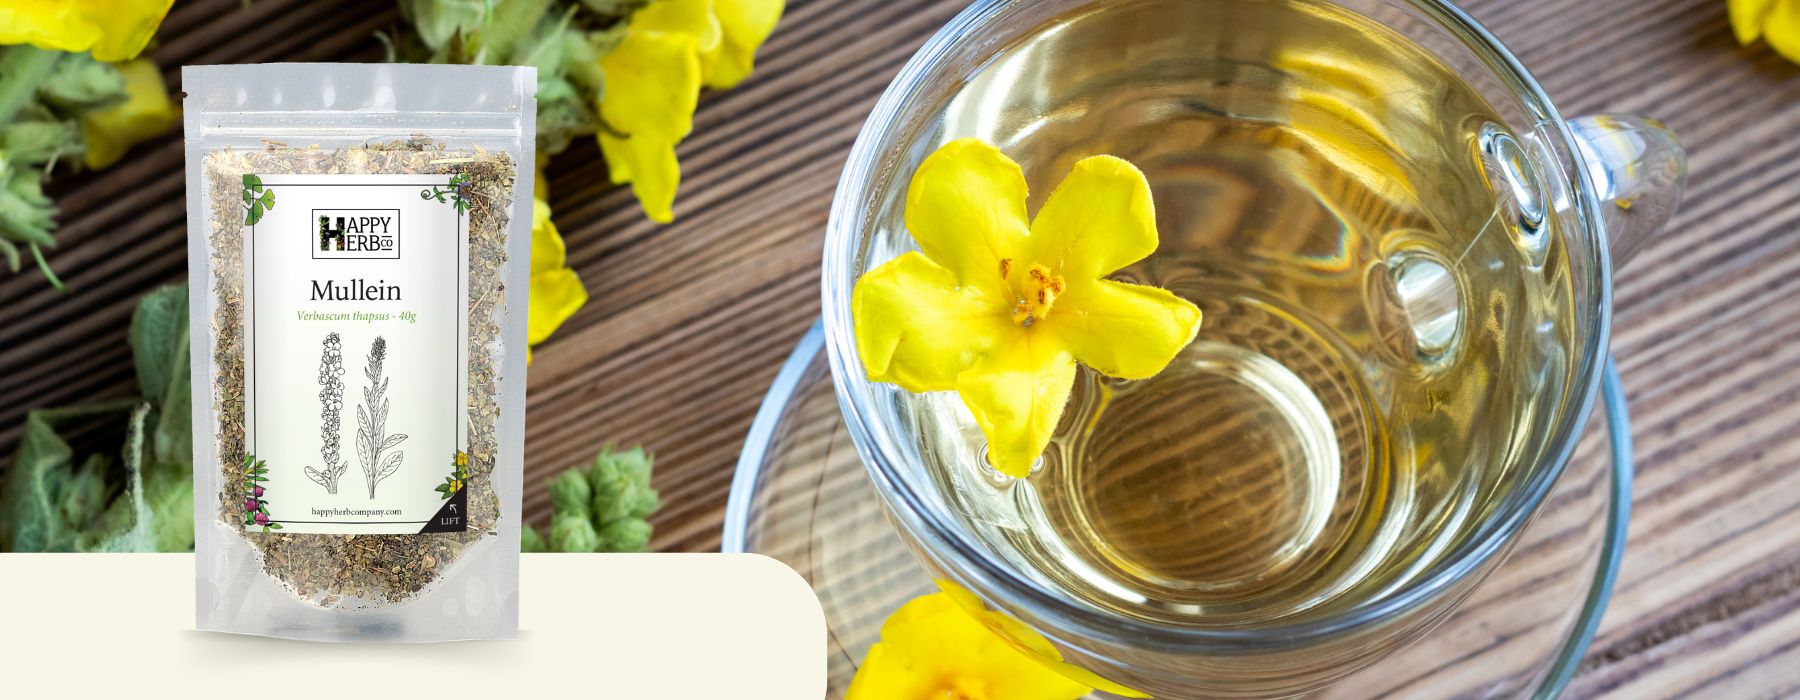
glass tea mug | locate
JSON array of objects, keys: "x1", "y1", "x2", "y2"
[{"x1": 817, "y1": 0, "x2": 1685, "y2": 697}]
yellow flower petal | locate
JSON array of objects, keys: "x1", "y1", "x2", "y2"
[
  {"x1": 853, "y1": 252, "x2": 1014, "y2": 393},
  {"x1": 1026, "y1": 154, "x2": 1158, "y2": 281},
  {"x1": 956, "y1": 332, "x2": 1076, "y2": 477},
  {"x1": 528, "y1": 199, "x2": 587, "y2": 346},
  {"x1": 530, "y1": 199, "x2": 565, "y2": 274},
  {"x1": 1045, "y1": 279, "x2": 1200, "y2": 380},
  {"x1": 81, "y1": 58, "x2": 176, "y2": 169},
  {"x1": 599, "y1": 131, "x2": 634, "y2": 185},
  {"x1": 632, "y1": 0, "x2": 721, "y2": 56},
  {"x1": 600, "y1": 25, "x2": 701, "y2": 141},
  {"x1": 937, "y1": 582, "x2": 1150, "y2": 698},
  {"x1": 703, "y1": 0, "x2": 784, "y2": 89},
  {"x1": 0, "y1": 0, "x2": 172, "y2": 62},
  {"x1": 905, "y1": 138, "x2": 1030, "y2": 291},
  {"x1": 846, "y1": 590, "x2": 1092, "y2": 700},
  {"x1": 1765, "y1": 0, "x2": 1800, "y2": 63},
  {"x1": 85, "y1": 0, "x2": 170, "y2": 61},
  {"x1": 530, "y1": 268, "x2": 588, "y2": 346},
  {"x1": 854, "y1": 139, "x2": 1201, "y2": 481},
  {"x1": 0, "y1": 3, "x2": 99, "y2": 55},
  {"x1": 598, "y1": 27, "x2": 701, "y2": 222},
  {"x1": 599, "y1": 130, "x2": 682, "y2": 223},
  {"x1": 1731, "y1": 0, "x2": 1777, "y2": 44}
]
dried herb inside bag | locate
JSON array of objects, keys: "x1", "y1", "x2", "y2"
[{"x1": 186, "y1": 65, "x2": 533, "y2": 642}]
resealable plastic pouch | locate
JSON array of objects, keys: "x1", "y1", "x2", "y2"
[{"x1": 184, "y1": 63, "x2": 534, "y2": 641}]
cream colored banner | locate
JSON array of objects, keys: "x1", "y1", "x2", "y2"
[{"x1": 0, "y1": 553, "x2": 825, "y2": 698}]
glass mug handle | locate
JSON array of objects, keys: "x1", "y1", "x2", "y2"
[{"x1": 1567, "y1": 114, "x2": 1688, "y2": 269}]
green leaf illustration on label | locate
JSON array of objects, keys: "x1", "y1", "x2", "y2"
[
  {"x1": 355, "y1": 336, "x2": 407, "y2": 498},
  {"x1": 437, "y1": 450, "x2": 471, "y2": 500},
  {"x1": 419, "y1": 172, "x2": 472, "y2": 215},
  {"x1": 242, "y1": 173, "x2": 275, "y2": 226}
]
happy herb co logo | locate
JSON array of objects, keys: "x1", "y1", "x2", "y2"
[{"x1": 312, "y1": 210, "x2": 401, "y2": 260}]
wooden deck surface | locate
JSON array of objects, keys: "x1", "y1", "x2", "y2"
[{"x1": 0, "y1": 0, "x2": 1796, "y2": 696}]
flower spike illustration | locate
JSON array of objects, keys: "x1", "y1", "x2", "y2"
[
  {"x1": 355, "y1": 336, "x2": 407, "y2": 498},
  {"x1": 303, "y1": 333, "x2": 348, "y2": 493}
]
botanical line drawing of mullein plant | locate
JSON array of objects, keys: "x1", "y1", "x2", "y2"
[
  {"x1": 303, "y1": 333, "x2": 348, "y2": 494},
  {"x1": 355, "y1": 336, "x2": 407, "y2": 499}
]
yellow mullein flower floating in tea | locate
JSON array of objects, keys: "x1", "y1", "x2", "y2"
[
  {"x1": 1731, "y1": 0, "x2": 1800, "y2": 63},
  {"x1": 852, "y1": 139, "x2": 1202, "y2": 477},
  {"x1": 528, "y1": 198, "x2": 588, "y2": 361},
  {"x1": 81, "y1": 58, "x2": 177, "y2": 169},
  {"x1": 598, "y1": 0, "x2": 783, "y2": 223},
  {"x1": 0, "y1": 0, "x2": 174, "y2": 61},
  {"x1": 846, "y1": 589, "x2": 1093, "y2": 700}
]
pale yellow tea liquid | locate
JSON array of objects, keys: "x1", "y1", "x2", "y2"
[{"x1": 903, "y1": 0, "x2": 1577, "y2": 626}]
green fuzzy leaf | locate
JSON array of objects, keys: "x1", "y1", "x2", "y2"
[
  {"x1": 521, "y1": 524, "x2": 547, "y2": 553},
  {"x1": 0, "y1": 286, "x2": 197, "y2": 553},
  {"x1": 0, "y1": 46, "x2": 61, "y2": 126},
  {"x1": 1, "y1": 117, "x2": 79, "y2": 165},
  {"x1": 38, "y1": 53, "x2": 126, "y2": 111},
  {"x1": 129, "y1": 285, "x2": 191, "y2": 466},
  {"x1": 0, "y1": 402, "x2": 136, "y2": 551}
]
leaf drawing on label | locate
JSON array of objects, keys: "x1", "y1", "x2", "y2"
[
  {"x1": 304, "y1": 333, "x2": 349, "y2": 493},
  {"x1": 242, "y1": 174, "x2": 275, "y2": 226},
  {"x1": 355, "y1": 336, "x2": 407, "y2": 498}
]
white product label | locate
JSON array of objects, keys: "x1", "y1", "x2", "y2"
[{"x1": 241, "y1": 174, "x2": 470, "y2": 534}]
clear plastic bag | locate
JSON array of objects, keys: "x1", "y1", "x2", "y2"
[{"x1": 184, "y1": 64, "x2": 534, "y2": 641}]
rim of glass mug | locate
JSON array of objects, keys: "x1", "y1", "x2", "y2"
[{"x1": 821, "y1": 0, "x2": 1615, "y2": 652}]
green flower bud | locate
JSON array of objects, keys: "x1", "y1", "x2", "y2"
[
  {"x1": 547, "y1": 468, "x2": 592, "y2": 519},
  {"x1": 521, "y1": 524, "x2": 547, "y2": 553},
  {"x1": 549, "y1": 514, "x2": 599, "y2": 553},
  {"x1": 598, "y1": 518, "x2": 652, "y2": 553}
]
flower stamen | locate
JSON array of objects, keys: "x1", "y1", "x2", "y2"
[{"x1": 1010, "y1": 263, "x2": 1065, "y2": 327}]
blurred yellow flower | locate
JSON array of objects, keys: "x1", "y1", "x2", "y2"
[
  {"x1": 704, "y1": 0, "x2": 784, "y2": 89},
  {"x1": 529, "y1": 198, "x2": 587, "y2": 358},
  {"x1": 81, "y1": 58, "x2": 176, "y2": 169},
  {"x1": 851, "y1": 139, "x2": 1201, "y2": 477},
  {"x1": 598, "y1": 24, "x2": 700, "y2": 224},
  {"x1": 846, "y1": 589, "x2": 1093, "y2": 700},
  {"x1": 598, "y1": 0, "x2": 783, "y2": 223},
  {"x1": 0, "y1": 0, "x2": 174, "y2": 62},
  {"x1": 1731, "y1": 0, "x2": 1800, "y2": 62}
]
